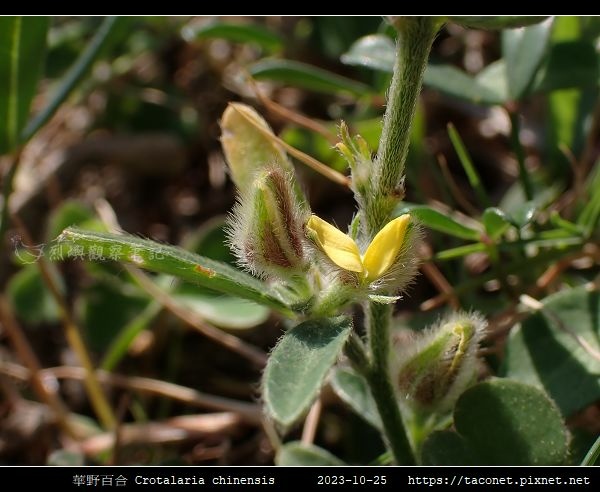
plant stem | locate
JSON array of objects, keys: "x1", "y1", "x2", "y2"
[
  {"x1": 365, "y1": 303, "x2": 415, "y2": 465},
  {"x1": 581, "y1": 434, "x2": 600, "y2": 466},
  {"x1": 508, "y1": 109, "x2": 534, "y2": 201},
  {"x1": 0, "y1": 151, "x2": 22, "y2": 259},
  {"x1": 13, "y1": 217, "x2": 117, "y2": 430},
  {"x1": 369, "y1": 17, "x2": 440, "y2": 234},
  {"x1": 360, "y1": 16, "x2": 441, "y2": 466}
]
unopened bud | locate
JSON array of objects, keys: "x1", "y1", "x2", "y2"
[
  {"x1": 395, "y1": 312, "x2": 486, "y2": 412},
  {"x1": 337, "y1": 121, "x2": 373, "y2": 192},
  {"x1": 228, "y1": 166, "x2": 308, "y2": 279}
]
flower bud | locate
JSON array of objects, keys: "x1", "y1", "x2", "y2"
[
  {"x1": 395, "y1": 312, "x2": 486, "y2": 412},
  {"x1": 337, "y1": 121, "x2": 373, "y2": 194},
  {"x1": 228, "y1": 166, "x2": 308, "y2": 279}
]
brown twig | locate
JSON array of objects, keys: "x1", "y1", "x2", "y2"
[
  {"x1": 0, "y1": 296, "x2": 77, "y2": 438},
  {"x1": 418, "y1": 243, "x2": 461, "y2": 310},
  {"x1": 79, "y1": 413, "x2": 243, "y2": 456},
  {"x1": 247, "y1": 75, "x2": 337, "y2": 144},
  {"x1": 301, "y1": 398, "x2": 322, "y2": 445},
  {"x1": 436, "y1": 153, "x2": 480, "y2": 216},
  {"x1": 11, "y1": 215, "x2": 117, "y2": 430},
  {"x1": 0, "y1": 362, "x2": 262, "y2": 424}
]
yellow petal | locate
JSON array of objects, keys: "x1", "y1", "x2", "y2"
[
  {"x1": 362, "y1": 214, "x2": 410, "y2": 282},
  {"x1": 306, "y1": 215, "x2": 363, "y2": 273}
]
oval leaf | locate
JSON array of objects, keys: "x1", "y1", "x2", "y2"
[
  {"x1": 482, "y1": 207, "x2": 512, "y2": 239},
  {"x1": 7, "y1": 263, "x2": 63, "y2": 325},
  {"x1": 0, "y1": 16, "x2": 49, "y2": 153},
  {"x1": 502, "y1": 286, "x2": 600, "y2": 417},
  {"x1": 45, "y1": 200, "x2": 95, "y2": 243},
  {"x1": 276, "y1": 442, "x2": 345, "y2": 466},
  {"x1": 421, "y1": 431, "x2": 476, "y2": 466},
  {"x1": 53, "y1": 227, "x2": 291, "y2": 315},
  {"x1": 502, "y1": 18, "x2": 553, "y2": 100},
  {"x1": 331, "y1": 367, "x2": 381, "y2": 430},
  {"x1": 172, "y1": 288, "x2": 269, "y2": 330},
  {"x1": 249, "y1": 59, "x2": 370, "y2": 96},
  {"x1": 396, "y1": 204, "x2": 480, "y2": 241},
  {"x1": 263, "y1": 316, "x2": 352, "y2": 428},
  {"x1": 475, "y1": 60, "x2": 509, "y2": 103},
  {"x1": 424, "y1": 64, "x2": 505, "y2": 106},
  {"x1": 341, "y1": 34, "x2": 395, "y2": 73},
  {"x1": 454, "y1": 379, "x2": 569, "y2": 465}
]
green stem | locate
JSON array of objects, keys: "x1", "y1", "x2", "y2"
[
  {"x1": 369, "y1": 17, "x2": 440, "y2": 234},
  {"x1": 0, "y1": 152, "x2": 21, "y2": 257},
  {"x1": 508, "y1": 109, "x2": 534, "y2": 201},
  {"x1": 365, "y1": 303, "x2": 415, "y2": 465},
  {"x1": 358, "y1": 16, "x2": 441, "y2": 466},
  {"x1": 581, "y1": 434, "x2": 600, "y2": 466}
]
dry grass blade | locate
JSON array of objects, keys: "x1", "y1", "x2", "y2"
[{"x1": 79, "y1": 413, "x2": 243, "y2": 456}]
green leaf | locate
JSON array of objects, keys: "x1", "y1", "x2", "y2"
[
  {"x1": 420, "y1": 431, "x2": 476, "y2": 465},
  {"x1": 434, "y1": 243, "x2": 487, "y2": 261},
  {"x1": 54, "y1": 227, "x2": 292, "y2": 315},
  {"x1": 6, "y1": 263, "x2": 63, "y2": 324},
  {"x1": 474, "y1": 60, "x2": 509, "y2": 103},
  {"x1": 502, "y1": 286, "x2": 600, "y2": 417},
  {"x1": 502, "y1": 19, "x2": 553, "y2": 100},
  {"x1": 340, "y1": 36, "x2": 508, "y2": 105},
  {"x1": 45, "y1": 200, "x2": 95, "y2": 243},
  {"x1": 101, "y1": 301, "x2": 162, "y2": 371},
  {"x1": 173, "y1": 220, "x2": 270, "y2": 330},
  {"x1": 340, "y1": 34, "x2": 395, "y2": 72},
  {"x1": 182, "y1": 22, "x2": 283, "y2": 52},
  {"x1": 331, "y1": 367, "x2": 381, "y2": 430},
  {"x1": 533, "y1": 41, "x2": 599, "y2": 93},
  {"x1": 47, "y1": 450, "x2": 85, "y2": 466},
  {"x1": 510, "y1": 200, "x2": 537, "y2": 228},
  {"x1": 77, "y1": 279, "x2": 149, "y2": 353},
  {"x1": 454, "y1": 379, "x2": 568, "y2": 465},
  {"x1": 482, "y1": 208, "x2": 512, "y2": 240},
  {"x1": 249, "y1": 59, "x2": 371, "y2": 96},
  {"x1": 172, "y1": 286, "x2": 270, "y2": 330},
  {"x1": 22, "y1": 17, "x2": 125, "y2": 142},
  {"x1": 424, "y1": 64, "x2": 505, "y2": 106},
  {"x1": 549, "y1": 211, "x2": 584, "y2": 236},
  {"x1": 578, "y1": 166, "x2": 600, "y2": 235},
  {"x1": 447, "y1": 123, "x2": 492, "y2": 207},
  {"x1": 263, "y1": 316, "x2": 352, "y2": 428},
  {"x1": 0, "y1": 16, "x2": 49, "y2": 153},
  {"x1": 396, "y1": 204, "x2": 481, "y2": 241},
  {"x1": 450, "y1": 16, "x2": 550, "y2": 30},
  {"x1": 582, "y1": 435, "x2": 600, "y2": 466},
  {"x1": 276, "y1": 442, "x2": 345, "y2": 466}
]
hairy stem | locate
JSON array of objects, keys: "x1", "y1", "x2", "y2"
[
  {"x1": 362, "y1": 17, "x2": 441, "y2": 465},
  {"x1": 365, "y1": 303, "x2": 415, "y2": 465},
  {"x1": 368, "y1": 17, "x2": 440, "y2": 234}
]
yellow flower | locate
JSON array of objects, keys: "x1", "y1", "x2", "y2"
[{"x1": 306, "y1": 214, "x2": 410, "y2": 283}]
